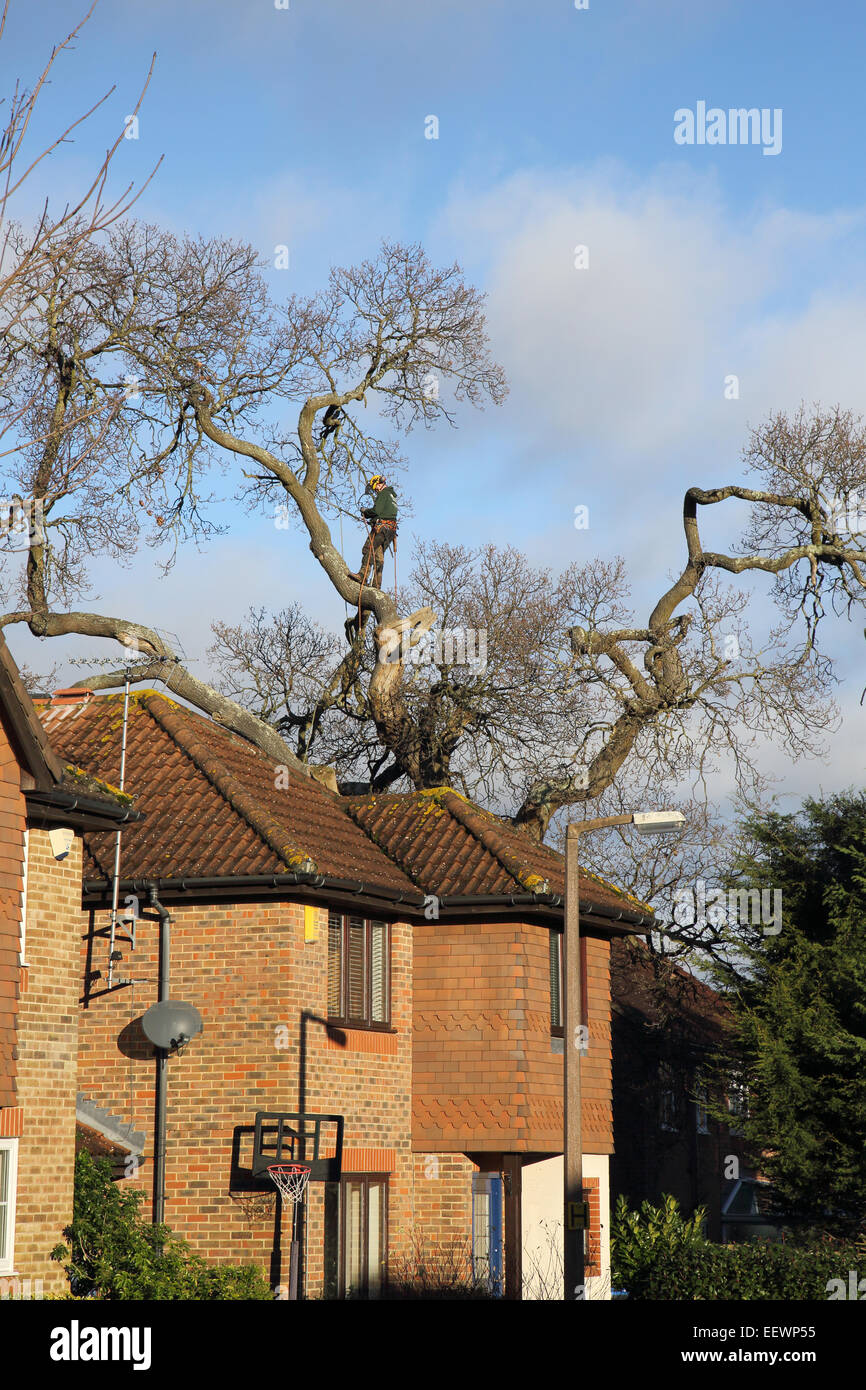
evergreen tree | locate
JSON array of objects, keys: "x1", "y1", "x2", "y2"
[{"x1": 712, "y1": 792, "x2": 866, "y2": 1233}]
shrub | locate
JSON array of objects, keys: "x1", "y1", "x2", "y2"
[
  {"x1": 384, "y1": 1231, "x2": 492, "y2": 1299},
  {"x1": 611, "y1": 1193, "x2": 862, "y2": 1300},
  {"x1": 611, "y1": 1194, "x2": 707, "y2": 1292},
  {"x1": 51, "y1": 1152, "x2": 272, "y2": 1300},
  {"x1": 625, "y1": 1238, "x2": 862, "y2": 1300}
]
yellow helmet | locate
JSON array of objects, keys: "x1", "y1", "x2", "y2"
[{"x1": 367, "y1": 474, "x2": 386, "y2": 490}]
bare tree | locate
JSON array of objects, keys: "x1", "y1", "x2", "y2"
[
  {"x1": 208, "y1": 540, "x2": 597, "y2": 796},
  {"x1": 118, "y1": 246, "x2": 859, "y2": 834},
  {"x1": 551, "y1": 777, "x2": 752, "y2": 967},
  {"x1": 2, "y1": 126, "x2": 864, "y2": 847},
  {"x1": 523, "y1": 404, "x2": 865, "y2": 841},
  {"x1": 0, "y1": 1, "x2": 160, "y2": 439},
  {"x1": 2, "y1": 229, "x2": 509, "y2": 781}
]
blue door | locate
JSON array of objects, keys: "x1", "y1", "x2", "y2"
[{"x1": 471, "y1": 1174, "x2": 503, "y2": 1296}]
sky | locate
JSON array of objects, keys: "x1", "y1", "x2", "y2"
[{"x1": 4, "y1": 0, "x2": 866, "y2": 818}]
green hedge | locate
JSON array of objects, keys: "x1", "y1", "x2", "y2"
[
  {"x1": 612, "y1": 1195, "x2": 862, "y2": 1300},
  {"x1": 51, "y1": 1152, "x2": 273, "y2": 1300},
  {"x1": 625, "y1": 1239, "x2": 862, "y2": 1301}
]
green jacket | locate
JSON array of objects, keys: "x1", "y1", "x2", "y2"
[{"x1": 363, "y1": 486, "x2": 398, "y2": 522}]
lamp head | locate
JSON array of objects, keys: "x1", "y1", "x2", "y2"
[{"x1": 632, "y1": 811, "x2": 686, "y2": 836}]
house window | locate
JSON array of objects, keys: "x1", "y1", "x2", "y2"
[
  {"x1": 0, "y1": 1138, "x2": 19, "y2": 1275},
  {"x1": 659, "y1": 1062, "x2": 680, "y2": 1131},
  {"x1": 19, "y1": 828, "x2": 28, "y2": 965},
  {"x1": 327, "y1": 912, "x2": 390, "y2": 1029},
  {"x1": 727, "y1": 1072, "x2": 749, "y2": 1136},
  {"x1": 471, "y1": 1173, "x2": 503, "y2": 1295},
  {"x1": 324, "y1": 1174, "x2": 388, "y2": 1298},
  {"x1": 549, "y1": 930, "x2": 587, "y2": 1036}
]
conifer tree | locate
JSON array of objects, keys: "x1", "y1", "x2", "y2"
[{"x1": 713, "y1": 793, "x2": 866, "y2": 1233}]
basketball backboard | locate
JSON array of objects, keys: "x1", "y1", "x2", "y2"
[{"x1": 252, "y1": 1112, "x2": 343, "y2": 1184}]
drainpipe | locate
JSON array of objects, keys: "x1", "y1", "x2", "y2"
[{"x1": 148, "y1": 883, "x2": 171, "y2": 1230}]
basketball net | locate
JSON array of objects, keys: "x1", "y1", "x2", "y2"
[{"x1": 267, "y1": 1163, "x2": 311, "y2": 1205}]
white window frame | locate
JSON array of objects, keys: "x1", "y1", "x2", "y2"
[
  {"x1": 19, "y1": 827, "x2": 29, "y2": 966},
  {"x1": 0, "y1": 1137, "x2": 19, "y2": 1274}
]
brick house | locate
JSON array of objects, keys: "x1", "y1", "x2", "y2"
[
  {"x1": 609, "y1": 935, "x2": 773, "y2": 1243},
  {"x1": 35, "y1": 684, "x2": 653, "y2": 1299},
  {"x1": 0, "y1": 637, "x2": 136, "y2": 1296}
]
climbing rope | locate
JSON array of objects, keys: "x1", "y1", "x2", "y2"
[{"x1": 356, "y1": 515, "x2": 374, "y2": 632}]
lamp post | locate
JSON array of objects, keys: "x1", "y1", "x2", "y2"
[{"x1": 563, "y1": 810, "x2": 685, "y2": 1302}]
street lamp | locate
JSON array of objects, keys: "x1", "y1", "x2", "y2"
[{"x1": 563, "y1": 810, "x2": 685, "y2": 1302}]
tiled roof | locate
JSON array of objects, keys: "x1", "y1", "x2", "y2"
[
  {"x1": 35, "y1": 691, "x2": 651, "y2": 921},
  {"x1": 36, "y1": 691, "x2": 419, "y2": 896},
  {"x1": 346, "y1": 786, "x2": 649, "y2": 919},
  {"x1": 611, "y1": 936, "x2": 730, "y2": 1041}
]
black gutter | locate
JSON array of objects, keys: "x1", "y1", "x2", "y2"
[
  {"x1": 26, "y1": 788, "x2": 140, "y2": 823},
  {"x1": 434, "y1": 890, "x2": 652, "y2": 928},
  {"x1": 83, "y1": 871, "x2": 425, "y2": 910},
  {"x1": 82, "y1": 873, "x2": 652, "y2": 927}
]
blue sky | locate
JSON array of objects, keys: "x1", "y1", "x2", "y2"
[{"x1": 5, "y1": 0, "x2": 866, "y2": 812}]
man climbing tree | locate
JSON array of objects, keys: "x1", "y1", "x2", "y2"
[{"x1": 348, "y1": 475, "x2": 398, "y2": 590}]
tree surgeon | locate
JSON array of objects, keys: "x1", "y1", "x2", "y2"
[{"x1": 347, "y1": 475, "x2": 398, "y2": 589}]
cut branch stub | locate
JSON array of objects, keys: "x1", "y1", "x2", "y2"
[{"x1": 373, "y1": 607, "x2": 437, "y2": 670}]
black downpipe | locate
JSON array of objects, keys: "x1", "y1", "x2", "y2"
[{"x1": 148, "y1": 883, "x2": 171, "y2": 1232}]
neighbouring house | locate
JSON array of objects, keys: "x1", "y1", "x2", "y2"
[
  {"x1": 0, "y1": 638, "x2": 137, "y2": 1296},
  {"x1": 35, "y1": 683, "x2": 655, "y2": 1299},
  {"x1": 609, "y1": 935, "x2": 774, "y2": 1242}
]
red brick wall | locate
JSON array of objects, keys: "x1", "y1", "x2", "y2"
[
  {"x1": 78, "y1": 898, "x2": 415, "y2": 1296},
  {"x1": 413, "y1": 917, "x2": 613, "y2": 1155},
  {"x1": 0, "y1": 713, "x2": 25, "y2": 1110},
  {"x1": 74, "y1": 898, "x2": 616, "y2": 1295},
  {"x1": 402, "y1": 1151, "x2": 478, "y2": 1285},
  {"x1": 584, "y1": 1175, "x2": 601, "y2": 1278},
  {"x1": 13, "y1": 829, "x2": 83, "y2": 1291}
]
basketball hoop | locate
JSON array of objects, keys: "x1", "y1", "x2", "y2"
[{"x1": 267, "y1": 1163, "x2": 311, "y2": 1205}]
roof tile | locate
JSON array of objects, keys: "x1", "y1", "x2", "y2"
[{"x1": 37, "y1": 692, "x2": 418, "y2": 895}]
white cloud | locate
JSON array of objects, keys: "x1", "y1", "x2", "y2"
[{"x1": 439, "y1": 166, "x2": 866, "y2": 471}]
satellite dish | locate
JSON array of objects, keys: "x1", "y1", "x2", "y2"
[{"x1": 142, "y1": 1000, "x2": 203, "y2": 1050}]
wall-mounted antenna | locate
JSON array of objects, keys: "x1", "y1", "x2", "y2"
[{"x1": 69, "y1": 630, "x2": 190, "y2": 987}]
